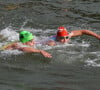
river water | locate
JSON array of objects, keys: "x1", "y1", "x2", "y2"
[{"x1": 0, "y1": 0, "x2": 100, "y2": 90}]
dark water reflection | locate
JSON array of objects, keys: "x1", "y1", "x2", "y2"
[{"x1": 0, "y1": 0, "x2": 99, "y2": 29}]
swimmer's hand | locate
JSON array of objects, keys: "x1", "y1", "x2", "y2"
[{"x1": 40, "y1": 50, "x2": 52, "y2": 58}]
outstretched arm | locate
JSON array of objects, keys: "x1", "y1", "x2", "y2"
[
  {"x1": 69, "y1": 30, "x2": 100, "y2": 39},
  {"x1": 18, "y1": 47, "x2": 52, "y2": 58},
  {"x1": 5, "y1": 43, "x2": 52, "y2": 58}
]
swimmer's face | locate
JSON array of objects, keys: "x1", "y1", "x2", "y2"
[
  {"x1": 26, "y1": 39, "x2": 34, "y2": 46},
  {"x1": 57, "y1": 36, "x2": 69, "y2": 43}
]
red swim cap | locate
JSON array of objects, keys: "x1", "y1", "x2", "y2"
[
  {"x1": 57, "y1": 26, "x2": 69, "y2": 37},
  {"x1": 58, "y1": 26, "x2": 66, "y2": 30}
]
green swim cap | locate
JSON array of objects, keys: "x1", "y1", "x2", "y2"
[{"x1": 19, "y1": 31, "x2": 34, "y2": 43}]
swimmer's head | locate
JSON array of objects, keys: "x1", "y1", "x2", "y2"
[
  {"x1": 56, "y1": 26, "x2": 69, "y2": 44},
  {"x1": 57, "y1": 26, "x2": 69, "y2": 37},
  {"x1": 19, "y1": 31, "x2": 34, "y2": 43}
]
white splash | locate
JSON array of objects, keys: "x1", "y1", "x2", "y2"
[
  {"x1": 85, "y1": 59, "x2": 100, "y2": 67},
  {"x1": 0, "y1": 27, "x2": 19, "y2": 42}
]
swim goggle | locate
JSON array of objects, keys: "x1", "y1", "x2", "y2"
[{"x1": 59, "y1": 36, "x2": 69, "y2": 39}]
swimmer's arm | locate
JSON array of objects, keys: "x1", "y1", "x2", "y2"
[
  {"x1": 4, "y1": 43, "x2": 52, "y2": 58},
  {"x1": 4, "y1": 43, "x2": 19, "y2": 50},
  {"x1": 18, "y1": 47, "x2": 52, "y2": 58},
  {"x1": 69, "y1": 30, "x2": 100, "y2": 39}
]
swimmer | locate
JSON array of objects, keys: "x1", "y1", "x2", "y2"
[
  {"x1": 45, "y1": 26, "x2": 100, "y2": 46},
  {"x1": 4, "y1": 31, "x2": 52, "y2": 58}
]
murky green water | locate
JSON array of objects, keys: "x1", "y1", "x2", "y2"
[{"x1": 0, "y1": 0, "x2": 100, "y2": 90}]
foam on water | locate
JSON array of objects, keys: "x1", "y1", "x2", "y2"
[
  {"x1": 41, "y1": 43, "x2": 90, "y2": 50},
  {"x1": 85, "y1": 59, "x2": 100, "y2": 67},
  {"x1": 0, "y1": 27, "x2": 19, "y2": 42},
  {"x1": 1, "y1": 50, "x2": 23, "y2": 55},
  {"x1": 84, "y1": 51, "x2": 100, "y2": 67}
]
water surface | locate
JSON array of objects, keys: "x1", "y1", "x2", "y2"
[{"x1": 0, "y1": 0, "x2": 100, "y2": 90}]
